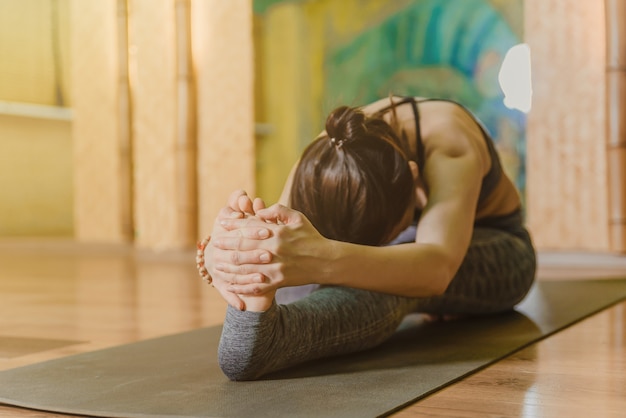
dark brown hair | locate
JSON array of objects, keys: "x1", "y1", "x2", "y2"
[{"x1": 289, "y1": 104, "x2": 415, "y2": 246}]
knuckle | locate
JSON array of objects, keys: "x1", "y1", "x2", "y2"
[
  {"x1": 278, "y1": 264, "x2": 287, "y2": 277},
  {"x1": 229, "y1": 251, "x2": 241, "y2": 265},
  {"x1": 274, "y1": 226, "x2": 286, "y2": 240},
  {"x1": 276, "y1": 263, "x2": 288, "y2": 279}
]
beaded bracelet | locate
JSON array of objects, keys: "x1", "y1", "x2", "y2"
[{"x1": 196, "y1": 235, "x2": 212, "y2": 284}]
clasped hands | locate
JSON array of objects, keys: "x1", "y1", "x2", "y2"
[{"x1": 206, "y1": 190, "x2": 328, "y2": 310}]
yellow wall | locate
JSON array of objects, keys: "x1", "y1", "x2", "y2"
[
  {"x1": 0, "y1": 115, "x2": 73, "y2": 236},
  {"x1": 254, "y1": 4, "x2": 306, "y2": 203},
  {"x1": 0, "y1": 0, "x2": 71, "y2": 106},
  {"x1": 0, "y1": 0, "x2": 73, "y2": 236}
]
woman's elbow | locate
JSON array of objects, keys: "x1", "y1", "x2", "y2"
[
  {"x1": 431, "y1": 261, "x2": 457, "y2": 295},
  {"x1": 424, "y1": 249, "x2": 459, "y2": 296},
  {"x1": 407, "y1": 262, "x2": 455, "y2": 298},
  {"x1": 430, "y1": 273, "x2": 453, "y2": 296}
]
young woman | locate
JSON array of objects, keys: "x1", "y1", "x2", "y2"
[{"x1": 200, "y1": 96, "x2": 536, "y2": 380}]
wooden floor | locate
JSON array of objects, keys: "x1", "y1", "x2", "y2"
[{"x1": 0, "y1": 240, "x2": 624, "y2": 418}]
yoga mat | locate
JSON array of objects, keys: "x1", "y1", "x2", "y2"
[
  {"x1": 0, "y1": 279, "x2": 625, "y2": 418},
  {"x1": 0, "y1": 337, "x2": 84, "y2": 359}
]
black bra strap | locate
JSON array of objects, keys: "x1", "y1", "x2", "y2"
[{"x1": 407, "y1": 98, "x2": 426, "y2": 177}]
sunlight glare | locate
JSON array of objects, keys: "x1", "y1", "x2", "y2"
[{"x1": 498, "y1": 43, "x2": 532, "y2": 113}]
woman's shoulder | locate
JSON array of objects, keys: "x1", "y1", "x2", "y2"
[
  {"x1": 418, "y1": 99, "x2": 482, "y2": 139},
  {"x1": 418, "y1": 100, "x2": 492, "y2": 175}
]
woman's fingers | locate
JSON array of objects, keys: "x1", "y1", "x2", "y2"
[
  {"x1": 212, "y1": 235, "x2": 274, "y2": 253},
  {"x1": 218, "y1": 205, "x2": 244, "y2": 220},
  {"x1": 227, "y1": 189, "x2": 248, "y2": 208},
  {"x1": 215, "y1": 219, "x2": 272, "y2": 237},
  {"x1": 237, "y1": 194, "x2": 254, "y2": 215},
  {"x1": 225, "y1": 189, "x2": 255, "y2": 215},
  {"x1": 214, "y1": 258, "x2": 268, "y2": 277},
  {"x1": 214, "y1": 248, "x2": 272, "y2": 268},
  {"x1": 252, "y1": 197, "x2": 266, "y2": 213},
  {"x1": 226, "y1": 282, "x2": 275, "y2": 296},
  {"x1": 255, "y1": 203, "x2": 303, "y2": 225},
  {"x1": 212, "y1": 260, "x2": 276, "y2": 290},
  {"x1": 214, "y1": 269, "x2": 266, "y2": 285},
  {"x1": 212, "y1": 285, "x2": 246, "y2": 311}
]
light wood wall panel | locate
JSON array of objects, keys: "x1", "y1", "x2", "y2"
[
  {"x1": 525, "y1": 0, "x2": 609, "y2": 251},
  {"x1": 130, "y1": 0, "x2": 186, "y2": 250},
  {"x1": 605, "y1": 0, "x2": 626, "y2": 252},
  {"x1": 71, "y1": 0, "x2": 127, "y2": 243},
  {"x1": 193, "y1": 0, "x2": 255, "y2": 236}
]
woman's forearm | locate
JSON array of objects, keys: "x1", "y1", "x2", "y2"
[
  {"x1": 214, "y1": 205, "x2": 458, "y2": 298},
  {"x1": 320, "y1": 240, "x2": 455, "y2": 297}
]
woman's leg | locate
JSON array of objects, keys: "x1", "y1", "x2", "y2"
[
  {"x1": 219, "y1": 286, "x2": 418, "y2": 380},
  {"x1": 414, "y1": 225, "x2": 536, "y2": 315},
  {"x1": 219, "y1": 223, "x2": 536, "y2": 380}
]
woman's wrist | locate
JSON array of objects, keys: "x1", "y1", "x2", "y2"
[
  {"x1": 318, "y1": 238, "x2": 343, "y2": 286},
  {"x1": 240, "y1": 291, "x2": 276, "y2": 312},
  {"x1": 317, "y1": 239, "x2": 381, "y2": 290}
]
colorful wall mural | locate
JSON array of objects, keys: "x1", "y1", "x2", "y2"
[{"x1": 254, "y1": 0, "x2": 525, "y2": 203}]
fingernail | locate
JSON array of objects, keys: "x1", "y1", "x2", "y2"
[
  {"x1": 258, "y1": 229, "x2": 270, "y2": 238},
  {"x1": 260, "y1": 252, "x2": 271, "y2": 262}
]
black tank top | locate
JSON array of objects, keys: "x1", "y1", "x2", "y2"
[{"x1": 375, "y1": 96, "x2": 503, "y2": 209}]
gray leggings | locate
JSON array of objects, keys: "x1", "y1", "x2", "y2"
[{"x1": 218, "y1": 219, "x2": 536, "y2": 381}]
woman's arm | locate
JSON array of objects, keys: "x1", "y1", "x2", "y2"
[
  {"x1": 212, "y1": 103, "x2": 488, "y2": 298},
  {"x1": 215, "y1": 127, "x2": 485, "y2": 298},
  {"x1": 217, "y1": 154, "x2": 479, "y2": 298}
]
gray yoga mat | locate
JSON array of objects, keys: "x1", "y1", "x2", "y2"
[{"x1": 0, "y1": 279, "x2": 625, "y2": 418}]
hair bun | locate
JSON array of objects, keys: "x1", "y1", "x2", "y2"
[{"x1": 325, "y1": 106, "x2": 367, "y2": 145}]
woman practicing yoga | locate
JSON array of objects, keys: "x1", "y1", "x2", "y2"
[{"x1": 199, "y1": 96, "x2": 536, "y2": 380}]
